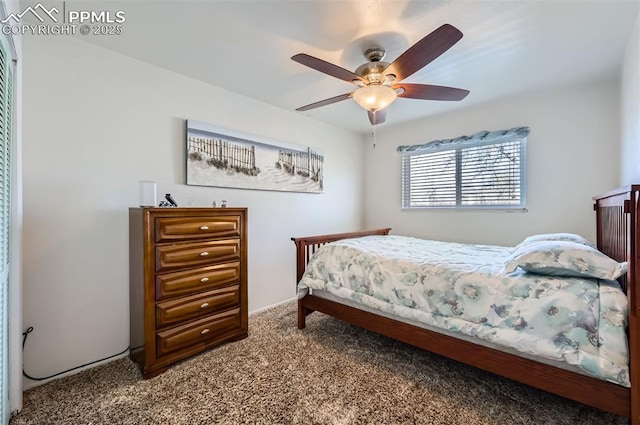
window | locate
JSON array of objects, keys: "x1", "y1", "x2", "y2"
[
  {"x1": 399, "y1": 127, "x2": 528, "y2": 209},
  {"x1": 0, "y1": 20, "x2": 14, "y2": 423}
]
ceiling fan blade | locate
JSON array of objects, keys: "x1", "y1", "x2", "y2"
[
  {"x1": 384, "y1": 24, "x2": 463, "y2": 82},
  {"x1": 292, "y1": 53, "x2": 364, "y2": 84},
  {"x1": 394, "y1": 83, "x2": 469, "y2": 101},
  {"x1": 296, "y1": 93, "x2": 353, "y2": 111},
  {"x1": 368, "y1": 109, "x2": 387, "y2": 125}
]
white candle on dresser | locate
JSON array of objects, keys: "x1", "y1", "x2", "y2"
[{"x1": 139, "y1": 180, "x2": 157, "y2": 207}]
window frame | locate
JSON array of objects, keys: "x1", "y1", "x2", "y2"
[{"x1": 401, "y1": 136, "x2": 527, "y2": 211}]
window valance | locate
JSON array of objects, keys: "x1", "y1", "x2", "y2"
[{"x1": 397, "y1": 127, "x2": 530, "y2": 155}]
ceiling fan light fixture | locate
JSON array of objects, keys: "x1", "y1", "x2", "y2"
[
  {"x1": 352, "y1": 84, "x2": 397, "y2": 112},
  {"x1": 292, "y1": 24, "x2": 468, "y2": 123}
]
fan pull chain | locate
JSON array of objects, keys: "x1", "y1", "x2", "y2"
[
  {"x1": 371, "y1": 111, "x2": 376, "y2": 149},
  {"x1": 371, "y1": 118, "x2": 376, "y2": 149}
]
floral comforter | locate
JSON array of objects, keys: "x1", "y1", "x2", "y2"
[{"x1": 298, "y1": 235, "x2": 629, "y2": 386}]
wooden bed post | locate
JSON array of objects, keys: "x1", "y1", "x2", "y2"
[
  {"x1": 292, "y1": 236, "x2": 311, "y2": 329},
  {"x1": 297, "y1": 301, "x2": 309, "y2": 330},
  {"x1": 629, "y1": 188, "x2": 639, "y2": 425}
]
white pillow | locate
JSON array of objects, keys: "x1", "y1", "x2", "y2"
[
  {"x1": 518, "y1": 233, "x2": 593, "y2": 248},
  {"x1": 505, "y1": 240, "x2": 627, "y2": 280}
]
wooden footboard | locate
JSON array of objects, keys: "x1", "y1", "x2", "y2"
[
  {"x1": 291, "y1": 228, "x2": 391, "y2": 328},
  {"x1": 291, "y1": 228, "x2": 392, "y2": 283}
]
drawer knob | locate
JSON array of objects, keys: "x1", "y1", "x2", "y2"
[
  {"x1": 199, "y1": 252, "x2": 209, "y2": 257},
  {"x1": 200, "y1": 303, "x2": 209, "y2": 309},
  {"x1": 200, "y1": 277, "x2": 209, "y2": 283},
  {"x1": 200, "y1": 328, "x2": 210, "y2": 335},
  {"x1": 199, "y1": 226, "x2": 209, "y2": 231}
]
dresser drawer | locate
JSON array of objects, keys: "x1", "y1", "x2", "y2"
[
  {"x1": 155, "y1": 239, "x2": 240, "y2": 272},
  {"x1": 155, "y1": 215, "x2": 241, "y2": 243},
  {"x1": 156, "y1": 262, "x2": 240, "y2": 300},
  {"x1": 156, "y1": 308, "x2": 241, "y2": 357},
  {"x1": 156, "y1": 286, "x2": 240, "y2": 328}
]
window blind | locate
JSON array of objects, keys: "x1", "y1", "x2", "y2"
[
  {"x1": 400, "y1": 128, "x2": 528, "y2": 209},
  {"x1": 0, "y1": 26, "x2": 12, "y2": 423}
]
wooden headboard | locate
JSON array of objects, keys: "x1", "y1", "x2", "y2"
[
  {"x1": 594, "y1": 184, "x2": 639, "y2": 423},
  {"x1": 594, "y1": 185, "x2": 639, "y2": 305}
]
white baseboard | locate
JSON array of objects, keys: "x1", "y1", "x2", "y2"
[
  {"x1": 22, "y1": 351, "x2": 130, "y2": 391},
  {"x1": 22, "y1": 297, "x2": 297, "y2": 391},
  {"x1": 249, "y1": 297, "x2": 296, "y2": 316}
]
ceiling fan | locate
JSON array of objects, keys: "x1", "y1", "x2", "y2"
[{"x1": 291, "y1": 24, "x2": 470, "y2": 125}]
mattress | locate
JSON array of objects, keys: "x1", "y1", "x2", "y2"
[{"x1": 297, "y1": 235, "x2": 630, "y2": 387}]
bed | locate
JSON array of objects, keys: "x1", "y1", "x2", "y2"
[{"x1": 291, "y1": 185, "x2": 639, "y2": 424}]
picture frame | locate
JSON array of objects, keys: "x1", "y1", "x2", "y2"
[{"x1": 186, "y1": 120, "x2": 324, "y2": 193}]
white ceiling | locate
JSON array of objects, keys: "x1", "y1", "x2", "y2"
[{"x1": 60, "y1": 0, "x2": 639, "y2": 134}]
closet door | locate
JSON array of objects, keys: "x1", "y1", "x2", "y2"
[{"x1": 0, "y1": 26, "x2": 13, "y2": 424}]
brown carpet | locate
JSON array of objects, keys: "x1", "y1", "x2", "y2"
[{"x1": 11, "y1": 302, "x2": 627, "y2": 425}]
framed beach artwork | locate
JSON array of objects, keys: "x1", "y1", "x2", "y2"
[{"x1": 186, "y1": 120, "x2": 324, "y2": 193}]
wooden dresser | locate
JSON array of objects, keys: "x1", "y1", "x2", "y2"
[{"x1": 129, "y1": 207, "x2": 248, "y2": 378}]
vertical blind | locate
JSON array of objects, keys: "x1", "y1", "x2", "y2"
[
  {"x1": 0, "y1": 26, "x2": 12, "y2": 423},
  {"x1": 398, "y1": 127, "x2": 528, "y2": 209}
]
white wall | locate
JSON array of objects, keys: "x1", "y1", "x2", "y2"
[
  {"x1": 22, "y1": 35, "x2": 364, "y2": 387},
  {"x1": 363, "y1": 81, "x2": 620, "y2": 246},
  {"x1": 620, "y1": 16, "x2": 640, "y2": 185}
]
